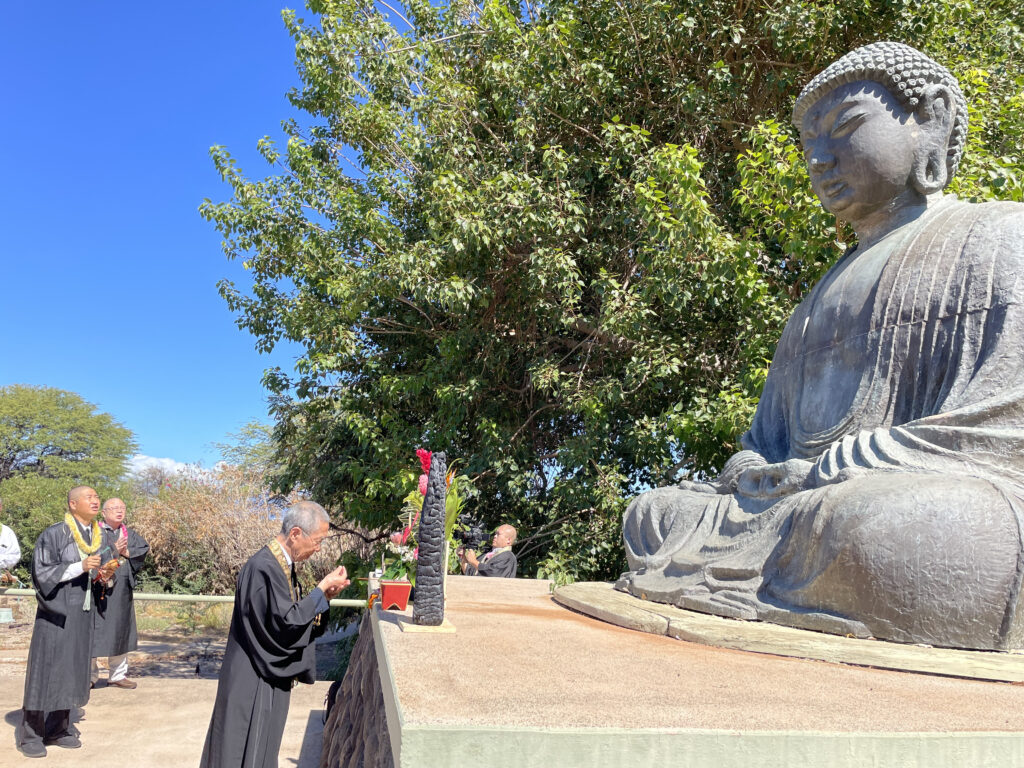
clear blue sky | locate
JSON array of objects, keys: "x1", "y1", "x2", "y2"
[{"x1": 0, "y1": 2, "x2": 312, "y2": 467}]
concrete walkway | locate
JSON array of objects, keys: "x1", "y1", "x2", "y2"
[{"x1": 0, "y1": 640, "x2": 332, "y2": 767}]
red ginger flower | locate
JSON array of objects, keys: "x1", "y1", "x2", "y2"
[
  {"x1": 418, "y1": 474, "x2": 428, "y2": 496},
  {"x1": 416, "y1": 448, "x2": 432, "y2": 473}
]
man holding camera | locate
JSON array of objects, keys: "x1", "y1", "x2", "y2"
[{"x1": 458, "y1": 524, "x2": 518, "y2": 578}]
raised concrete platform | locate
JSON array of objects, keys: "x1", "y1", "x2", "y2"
[
  {"x1": 370, "y1": 576, "x2": 1024, "y2": 767},
  {"x1": 554, "y1": 580, "x2": 1024, "y2": 683}
]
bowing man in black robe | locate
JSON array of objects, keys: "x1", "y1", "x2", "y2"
[
  {"x1": 200, "y1": 500, "x2": 350, "y2": 768},
  {"x1": 459, "y1": 524, "x2": 518, "y2": 578},
  {"x1": 19, "y1": 486, "x2": 118, "y2": 758},
  {"x1": 91, "y1": 497, "x2": 150, "y2": 689}
]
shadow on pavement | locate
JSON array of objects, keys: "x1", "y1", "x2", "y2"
[{"x1": 285, "y1": 709, "x2": 326, "y2": 768}]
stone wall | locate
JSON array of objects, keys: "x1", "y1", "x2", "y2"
[{"x1": 320, "y1": 612, "x2": 394, "y2": 768}]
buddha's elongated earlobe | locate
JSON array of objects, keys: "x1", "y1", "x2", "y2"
[{"x1": 912, "y1": 84, "x2": 956, "y2": 194}]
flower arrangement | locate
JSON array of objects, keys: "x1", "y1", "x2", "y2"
[{"x1": 380, "y1": 448, "x2": 469, "y2": 584}]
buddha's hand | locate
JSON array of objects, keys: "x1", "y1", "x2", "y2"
[
  {"x1": 677, "y1": 451, "x2": 769, "y2": 494},
  {"x1": 714, "y1": 450, "x2": 769, "y2": 493},
  {"x1": 737, "y1": 459, "x2": 815, "y2": 499}
]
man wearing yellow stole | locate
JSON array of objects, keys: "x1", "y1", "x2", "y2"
[
  {"x1": 19, "y1": 486, "x2": 118, "y2": 758},
  {"x1": 200, "y1": 500, "x2": 350, "y2": 768}
]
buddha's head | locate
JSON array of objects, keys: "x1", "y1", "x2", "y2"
[{"x1": 792, "y1": 42, "x2": 968, "y2": 229}]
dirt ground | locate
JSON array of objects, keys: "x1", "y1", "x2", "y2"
[{"x1": 0, "y1": 596, "x2": 348, "y2": 767}]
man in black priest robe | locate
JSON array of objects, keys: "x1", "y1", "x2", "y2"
[
  {"x1": 200, "y1": 500, "x2": 350, "y2": 768},
  {"x1": 19, "y1": 485, "x2": 118, "y2": 758},
  {"x1": 91, "y1": 497, "x2": 150, "y2": 689},
  {"x1": 459, "y1": 524, "x2": 518, "y2": 578}
]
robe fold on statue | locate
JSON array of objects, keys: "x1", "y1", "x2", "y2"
[
  {"x1": 23, "y1": 522, "x2": 95, "y2": 713},
  {"x1": 620, "y1": 197, "x2": 1024, "y2": 650},
  {"x1": 200, "y1": 546, "x2": 328, "y2": 768},
  {"x1": 93, "y1": 526, "x2": 149, "y2": 657}
]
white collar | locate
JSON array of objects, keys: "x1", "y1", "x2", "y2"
[{"x1": 279, "y1": 542, "x2": 293, "y2": 566}]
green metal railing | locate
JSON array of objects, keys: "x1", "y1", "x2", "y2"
[{"x1": 0, "y1": 587, "x2": 366, "y2": 609}]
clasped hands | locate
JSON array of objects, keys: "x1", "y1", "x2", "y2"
[
  {"x1": 677, "y1": 452, "x2": 816, "y2": 500},
  {"x1": 317, "y1": 566, "x2": 351, "y2": 599},
  {"x1": 736, "y1": 458, "x2": 815, "y2": 499}
]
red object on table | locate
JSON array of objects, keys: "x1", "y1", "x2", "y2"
[{"x1": 379, "y1": 579, "x2": 412, "y2": 611}]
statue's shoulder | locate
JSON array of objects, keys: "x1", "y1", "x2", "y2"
[
  {"x1": 951, "y1": 197, "x2": 1024, "y2": 229},
  {"x1": 937, "y1": 197, "x2": 1024, "y2": 264}
]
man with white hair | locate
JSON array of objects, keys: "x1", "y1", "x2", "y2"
[
  {"x1": 200, "y1": 500, "x2": 351, "y2": 768},
  {"x1": 91, "y1": 497, "x2": 149, "y2": 690}
]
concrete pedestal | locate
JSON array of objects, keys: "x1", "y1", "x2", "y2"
[{"x1": 325, "y1": 576, "x2": 1024, "y2": 768}]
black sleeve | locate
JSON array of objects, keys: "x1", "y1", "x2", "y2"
[
  {"x1": 235, "y1": 549, "x2": 327, "y2": 684},
  {"x1": 476, "y1": 550, "x2": 517, "y2": 578},
  {"x1": 125, "y1": 528, "x2": 150, "y2": 586},
  {"x1": 32, "y1": 525, "x2": 80, "y2": 615}
]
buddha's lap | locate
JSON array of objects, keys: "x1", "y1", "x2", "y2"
[
  {"x1": 627, "y1": 471, "x2": 1022, "y2": 582},
  {"x1": 766, "y1": 472, "x2": 1024, "y2": 645}
]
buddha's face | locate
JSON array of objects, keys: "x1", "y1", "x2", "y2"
[{"x1": 799, "y1": 80, "x2": 922, "y2": 225}]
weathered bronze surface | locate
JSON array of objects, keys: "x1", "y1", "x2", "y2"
[{"x1": 619, "y1": 42, "x2": 1024, "y2": 650}]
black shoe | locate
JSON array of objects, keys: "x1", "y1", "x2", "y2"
[
  {"x1": 45, "y1": 733, "x2": 82, "y2": 749},
  {"x1": 18, "y1": 741, "x2": 46, "y2": 758}
]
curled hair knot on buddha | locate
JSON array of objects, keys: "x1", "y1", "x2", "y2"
[{"x1": 792, "y1": 41, "x2": 969, "y2": 187}]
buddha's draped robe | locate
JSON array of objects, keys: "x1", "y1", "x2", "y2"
[{"x1": 619, "y1": 196, "x2": 1024, "y2": 650}]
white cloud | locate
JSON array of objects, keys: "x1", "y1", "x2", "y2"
[{"x1": 128, "y1": 454, "x2": 191, "y2": 477}]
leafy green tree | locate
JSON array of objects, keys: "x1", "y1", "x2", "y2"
[
  {"x1": 215, "y1": 420, "x2": 280, "y2": 474},
  {"x1": 0, "y1": 385, "x2": 136, "y2": 568},
  {"x1": 203, "y1": 0, "x2": 1023, "y2": 581}
]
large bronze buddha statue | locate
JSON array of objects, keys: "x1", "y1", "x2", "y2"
[{"x1": 618, "y1": 42, "x2": 1024, "y2": 651}]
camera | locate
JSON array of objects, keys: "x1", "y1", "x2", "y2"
[{"x1": 454, "y1": 513, "x2": 488, "y2": 552}]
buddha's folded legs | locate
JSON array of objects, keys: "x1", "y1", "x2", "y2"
[
  {"x1": 619, "y1": 471, "x2": 1024, "y2": 650},
  {"x1": 765, "y1": 472, "x2": 1024, "y2": 650},
  {"x1": 619, "y1": 483, "x2": 786, "y2": 616}
]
